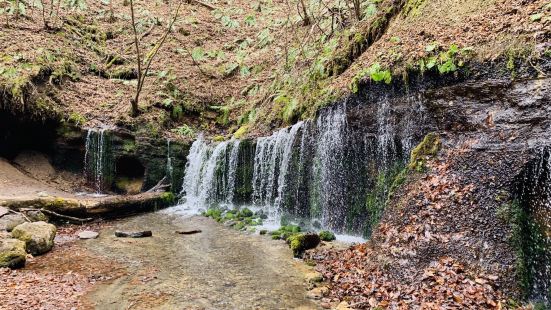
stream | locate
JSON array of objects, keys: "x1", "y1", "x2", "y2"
[{"x1": 81, "y1": 212, "x2": 320, "y2": 309}]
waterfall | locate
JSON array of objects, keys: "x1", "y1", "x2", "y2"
[
  {"x1": 226, "y1": 140, "x2": 241, "y2": 204},
  {"x1": 84, "y1": 128, "x2": 112, "y2": 193},
  {"x1": 517, "y1": 148, "x2": 551, "y2": 305},
  {"x1": 166, "y1": 139, "x2": 174, "y2": 185},
  {"x1": 313, "y1": 104, "x2": 348, "y2": 229},
  {"x1": 376, "y1": 96, "x2": 396, "y2": 169},
  {"x1": 252, "y1": 122, "x2": 303, "y2": 217},
  {"x1": 176, "y1": 97, "x2": 425, "y2": 236},
  {"x1": 180, "y1": 136, "x2": 241, "y2": 208}
]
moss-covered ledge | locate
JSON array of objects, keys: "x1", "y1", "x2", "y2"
[{"x1": 0, "y1": 192, "x2": 175, "y2": 218}]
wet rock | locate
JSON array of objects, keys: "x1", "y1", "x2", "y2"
[
  {"x1": 78, "y1": 230, "x2": 99, "y2": 239},
  {"x1": 288, "y1": 233, "x2": 321, "y2": 258},
  {"x1": 305, "y1": 271, "x2": 323, "y2": 284},
  {"x1": 224, "y1": 220, "x2": 237, "y2": 227},
  {"x1": 306, "y1": 286, "x2": 328, "y2": 300},
  {"x1": 115, "y1": 230, "x2": 152, "y2": 238},
  {"x1": 11, "y1": 221, "x2": 57, "y2": 255},
  {"x1": 0, "y1": 238, "x2": 26, "y2": 268},
  {"x1": 0, "y1": 213, "x2": 27, "y2": 232}
]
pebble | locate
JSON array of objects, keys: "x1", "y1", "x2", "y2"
[{"x1": 78, "y1": 231, "x2": 99, "y2": 239}]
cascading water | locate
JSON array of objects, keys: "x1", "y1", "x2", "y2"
[
  {"x1": 179, "y1": 136, "x2": 241, "y2": 210},
  {"x1": 377, "y1": 97, "x2": 396, "y2": 169},
  {"x1": 226, "y1": 140, "x2": 241, "y2": 204},
  {"x1": 516, "y1": 148, "x2": 551, "y2": 305},
  {"x1": 252, "y1": 122, "x2": 304, "y2": 218},
  {"x1": 166, "y1": 139, "x2": 174, "y2": 185},
  {"x1": 175, "y1": 95, "x2": 430, "y2": 236},
  {"x1": 84, "y1": 128, "x2": 113, "y2": 193}
]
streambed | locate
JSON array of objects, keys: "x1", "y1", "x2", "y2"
[{"x1": 82, "y1": 212, "x2": 320, "y2": 309}]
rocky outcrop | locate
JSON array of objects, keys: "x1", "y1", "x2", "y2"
[
  {"x1": 11, "y1": 221, "x2": 56, "y2": 255},
  {"x1": 0, "y1": 238, "x2": 27, "y2": 268}
]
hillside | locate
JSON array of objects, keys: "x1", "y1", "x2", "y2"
[{"x1": 1, "y1": 0, "x2": 548, "y2": 140}]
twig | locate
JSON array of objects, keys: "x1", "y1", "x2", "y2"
[
  {"x1": 146, "y1": 176, "x2": 168, "y2": 193},
  {"x1": 187, "y1": 0, "x2": 218, "y2": 11},
  {"x1": 8, "y1": 209, "x2": 32, "y2": 223},
  {"x1": 19, "y1": 208, "x2": 93, "y2": 223}
]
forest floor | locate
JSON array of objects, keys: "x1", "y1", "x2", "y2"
[{"x1": 1, "y1": 213, "x2": 320, "y2": 310}]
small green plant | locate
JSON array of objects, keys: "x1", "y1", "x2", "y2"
[
  {"x1": 350, "y1": 62, "x2": 392, "y2": 93},
  {"x1": 319, "y1": 230, "x2": 336, "y2": 241},
  {"x1": 67, "y1": 112, "x2": 86, "y2": 125},
  {"x1": 171, "y1": 124, "x2": 195, "y2": 137},
  {"x1": 418, "y1": 43, "x2": 473, "y2": 74}
]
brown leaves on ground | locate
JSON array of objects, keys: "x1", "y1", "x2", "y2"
[
  {"x1": 307, "y1": 148, "x2": 522, "y2": 309},
  {"x1": 0, "y1": 222, "x2": 125, "y2": 310},
  {"x1": 310, "y1": 246, "x2": 504, "y2": 309}
]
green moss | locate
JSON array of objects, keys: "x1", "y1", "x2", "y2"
[
  {"x1": 213, "y1": 135, "x2": 225, "y2": 142},
  {"x1": 122, "y1": 140, "x2": 137, "y2": 153},
  {"x1": 259, "y1": 229, "x2": 268, "y2": 235},
  {"x1": 319, "y1": 230, "x2": 336, "y2": 241},
  {"x1": 238, "y1": 207, "x2": 253, "y2": 218},
  {"x1": 68, "y1": 112, "x2": 86, "y2": 125},
  {"x1": 288, "y1": 233, "x2": 321, "y2": 258},
  {"x1": 233, "y1": 125, "x2": 249, "y2": 139},
  {"x1": 160, "y1": 192, "x2": 175, "y2": 204},
  {"x1": 408, "y1": 133, "x2": 441, "y2": 171}
]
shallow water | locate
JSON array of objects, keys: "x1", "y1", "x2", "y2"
[{"x1": 82, "y1": 212, "x2": 320, "y2": 309}]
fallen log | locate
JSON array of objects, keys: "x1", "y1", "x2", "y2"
[
  {"x1": 115, "y1": 230, "x2": 152, "y2": 238},
  {"x1": 19, "y1": 208, "x2": 93, "y2": 223},
  {"x1": 175, "y1": 229, "x2": 202, "y2": 235},
  {"x1": 0, "y1": 192, "x2": 175, "y2": 218}
]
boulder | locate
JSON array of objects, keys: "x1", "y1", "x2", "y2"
[
  {"x1": 0, "y1": 238, "x2": 26, "y2": 268},
  {"x1": 11, "y1": 221, "x2": 56, "y2": 255},
  {"x1": 288, "y1": 233, "x2": 321, "y2": 258},
  {"x1": 0, "y1": 213, "x2": 27, "y2": 232}
]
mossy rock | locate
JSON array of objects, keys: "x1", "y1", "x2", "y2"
[
  {"x1": 319, "y1": 230, "x2": 336, "y2": 241},
  {"x1": 160, "y1": 192, "x2": 176, "y2": 204},
  {"x1": 11, "y1": 221, "x2": 57, "y2": 255},
  {"x1": 0, "y1": 238, "x2": 26, "y2": 269},
  {"x1": 238, "y1": 207, "x2": 253, "y2": 218},
  {"x1": 259, "y1": 229, "x2": 268, "y2": 235},
  {"x1": 408, "y1": 132, "x2": 441, "y2": 171},
  {"x1": 288, "y1": 233, "x2": 321, "y2": 258}
]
